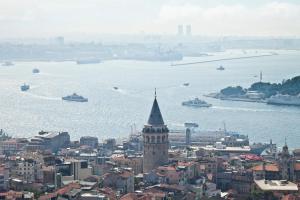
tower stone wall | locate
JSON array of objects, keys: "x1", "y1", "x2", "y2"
[{"x1": 142, "y1": 96, "x2": 169, "y2": 173}]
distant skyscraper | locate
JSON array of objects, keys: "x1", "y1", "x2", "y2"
[
  {"x1": 143, "y1": 91, "x2": 169, "y2": 172},
  {"x1": 177, "y1": 25, "x2": 183, "y2": 36},
  {"x1": 186, "y1": 25, "x2": 192, "y2": 36}
]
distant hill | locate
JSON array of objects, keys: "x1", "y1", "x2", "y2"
[{"x1": 221, "y1": 76, "x2": 300, "y2": 98}]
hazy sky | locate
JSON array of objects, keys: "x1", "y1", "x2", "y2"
[{"x1": 1, "y1": 0, "x2": 300, "y2": 38}]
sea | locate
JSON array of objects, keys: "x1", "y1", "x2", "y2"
[{"x1": 1, "y1": 49, "x2": 300, "y2": 149}]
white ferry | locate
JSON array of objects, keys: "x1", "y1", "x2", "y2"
[
  {"x1": 182, "y1": 98, "x2": 212, "y2": 107},
  {"x1": 62, "y1": 93, "x2": 88, "y2": 102}
]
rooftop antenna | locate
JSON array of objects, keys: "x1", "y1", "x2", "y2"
[{"x1": 223, "y1": 121, "x2": 227, "y2": 134}]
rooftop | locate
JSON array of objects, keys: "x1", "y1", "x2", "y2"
[
  {"x1": 147, "y1": 96, "x2": 164, "y2": 126},
  {"x1": 36, "y1": 131, "x2": 68, "y2": 139},
  {"x1": 294, "y1": 163, "x2": 300, "y2": 171},
  {"x1": 255, "y1": 180, "x2": 298, "y2": 191},
  {"x1": 252, "y1": 164, "x2": 279, "y2": 172}
]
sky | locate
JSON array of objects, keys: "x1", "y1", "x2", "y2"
[{"x1": 0, "y1": 0, "x2": 300, "y2": 38}]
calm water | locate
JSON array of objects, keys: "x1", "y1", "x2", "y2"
[{"x1": 1, "y1": 50, "x2": 300, "y2": 148}]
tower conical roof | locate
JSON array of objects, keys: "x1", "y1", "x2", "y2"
[{"x1": 147, "y1": 97, "x2": 164, "y2": 126}]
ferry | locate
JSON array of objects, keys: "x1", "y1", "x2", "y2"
[
  {"x1": 182, "y1": 98, "x2": 212, "y2": 107},
  {"x1": 183, "y1": 83, "x2": 190, "y2": 86},
  {"x1": 267, "y1": 94, "x2": 300, "y2": 106},
  {"x1": 20, "y1": 84, "x2": 30, "y2": 91},
  {"x1": 62, "y1": 93, "x2": 88, "y2": 102},
  {"x1": 113, "y1": 87, "x2": 118, "y2": 90}
]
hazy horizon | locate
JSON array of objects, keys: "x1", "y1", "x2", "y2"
[{"x1": 1, "y1": 0, "x2": 300, "y2": 39}]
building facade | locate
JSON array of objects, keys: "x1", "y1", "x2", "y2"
[{"x1": 80, "y1": 136, "x2": 98, "y2": 148}]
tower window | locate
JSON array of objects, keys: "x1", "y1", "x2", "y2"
[
  {"x1": 151, "y1": 136, "x2": 155, "y2": 143},
  {"x1": 157, "y1": 136, "x2": 161, "y2": 143}
]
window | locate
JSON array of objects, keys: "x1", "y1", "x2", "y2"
[
  {"x1": 157, "y1": 136, "x2": 161, "y2": 143},
  {"x1": 151, "y1": 136, "x2": 155, "y2": 143}
]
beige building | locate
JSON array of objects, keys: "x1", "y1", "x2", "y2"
[
  {"x1": 102, "y1": 169, "x2": 134, "y2": 194},
  {"x1": 143, "y1": 94, "x2": 169, "y2": 173},
  {"x1": 111, "y1": 155, "x2": 143, "y2": 175},
  {"x1": 56, "y1": 159, "x2": 92, "y2": 181},
  {"x1": 12, "y1": 158, "x2": 43, "y2": 183}
]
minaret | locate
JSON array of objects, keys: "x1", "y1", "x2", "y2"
[{"x1": 143, "y1": 91, "x2": 169, "y2": 172}]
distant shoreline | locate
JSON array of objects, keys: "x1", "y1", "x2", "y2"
[{"x1": 171, "y1": 53, "x2": 277, "y2": 66}]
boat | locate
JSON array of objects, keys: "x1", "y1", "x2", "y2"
[
  {"x1": 32, "y1": 68, "x2": 40, "y2": 73},
  {"x1": 183, "y1": 83, "x2": 189, "y2": 86},
  {"x1": 20, "y1": 84, "x2": 30, "y2": 91},
  {"x1": 62, "y1": 93, "x2": 88, "y2": 102},
  {"x1": 2, "y1": 61, "x2": 14, "y2": 66},
  {"x1": 76, "y1": 58, "x2": 101, "y2": 65},
  {"x1": 267, "y1": 94, "x2": 300, "y2": 106},
  {"x1": 113, "y1": 87, "x2": 118, "y2": 90},
  {"x1": 217, "y1": 65, "x2": 225, "y2": 70},
  {"x1": 182, "y1": 98, "x2": 212, "y2": 107}
]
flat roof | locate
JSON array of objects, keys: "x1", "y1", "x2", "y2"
[
  {"x1": 201, "y1": 146, "x2": 251, "y2": 152},
  {"x1": 255, "y1": 180, "x2": 298, "y2": 191}
]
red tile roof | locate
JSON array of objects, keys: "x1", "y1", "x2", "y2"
[
  {"x1": 251, "y1": 164, "x2": 279, "y2": 172},
  {"x1": 294, "y1": 163, "x2": 300, "y2": 171},
  {"x1": 56, "y1": 183, "x2": 80, "y2": 195}
]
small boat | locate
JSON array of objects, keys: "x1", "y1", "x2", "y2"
[
  {"x1": 32, "y1": 68, "x2": 40, "y2": 73},
  {"x1": 113, "y1": 87, "x2": 118, "y2": 90},
  {"x1": 62, "y1": 93, "x2": 88, "y2": 102},
  {"x1": 217, "y1": 65, "x2": 225, "y2": 70},
  {"x1": 2, "y1": 61, "x2": 14, "y2": 66},
  {"x1": 182, "y1": 98, "x2": 212, "y2": 107},
  {"x1": 183, "y1": 83, "x2": 189, "y2": 86},
  {"x1": 20, "y1": 84, "x2": 30, "y2": 91}
]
